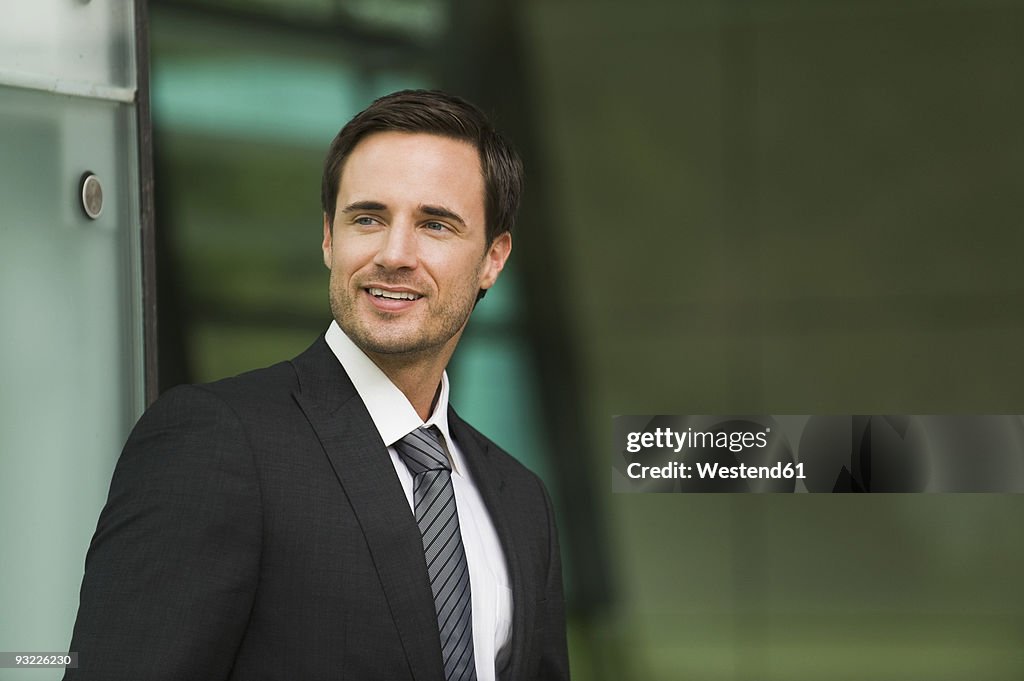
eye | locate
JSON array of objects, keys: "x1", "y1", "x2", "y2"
[
  {"x1": 424, "y1": 221, "x2": 448, "y2": 232},
  {"x1": 354, "y1": 216, "x2": 379, "y2": 226}
]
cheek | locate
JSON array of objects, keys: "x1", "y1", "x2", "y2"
[
  {"x1": 427, "y1": 255, "x2": 484, "y2": 292},
  {"x1": 329, "y1": 242, "x2": 370, "y2": 278},
  {"x1": 328, "y1": 259, "x2": 360, "y2": 294}
]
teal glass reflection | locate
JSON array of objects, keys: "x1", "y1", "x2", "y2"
[{"x1": 0, "y1": 86, "x2": 144, "y2": 666}]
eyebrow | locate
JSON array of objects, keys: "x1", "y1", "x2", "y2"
[
  {"x1": 341, "y1": 201, "x2": 467, "y2": 228},
  {"x1": 341, "y1": 200, "x2": 387, "y2": 213},
  {"x1": 420, "y1": 204, "x2": 466, "y2": 227}
]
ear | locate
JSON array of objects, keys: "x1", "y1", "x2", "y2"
[
  {"x1": 322, "y1": 213, "x2": 333, "y2": 269},
  {"x1": 478, "y1": 232, "x2": 512, "y2": 291}
]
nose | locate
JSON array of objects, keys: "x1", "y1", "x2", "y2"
[{"x1": 373, "y1": 222, "x2": 418, "y2": 271}]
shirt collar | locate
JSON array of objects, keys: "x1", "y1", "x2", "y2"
[{"x1": 324, "y1": 321, "x2": 458, "y2": 471}]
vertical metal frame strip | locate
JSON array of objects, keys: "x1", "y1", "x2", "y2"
[{"x1": 134, "y1": 0, "x2": 159, "y2": 406}]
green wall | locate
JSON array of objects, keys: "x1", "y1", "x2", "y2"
[{"x1": 520, "y1": 1, "x2": 1024, "y2": 678}]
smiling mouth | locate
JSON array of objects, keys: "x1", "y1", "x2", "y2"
[{"x1": 366, "y1": 287, "x2": 422, "y2": 301}]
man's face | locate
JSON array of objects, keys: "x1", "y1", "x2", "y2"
[{"x1": 322, "y1": 131, "x2": 511, "y2": 362}]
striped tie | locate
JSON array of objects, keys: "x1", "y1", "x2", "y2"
[{"x1": 394, "y1": 427, "x2": 477, "y2": 681}]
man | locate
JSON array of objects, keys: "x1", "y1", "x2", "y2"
[{"x1": 65, "y1": 90, "x2": 569, "y2": 681}]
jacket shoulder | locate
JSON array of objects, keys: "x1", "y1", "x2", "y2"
[
  {"x1": 154, "y1": 335, "x2": 333, "y2": 418},
  {"x1": 451, "y1": 410, "x2": 552, "y2": 497},
  {"x1": 195, "y1": 359, "x2": 300, "y2": 404}
]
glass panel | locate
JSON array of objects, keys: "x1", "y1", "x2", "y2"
[
  {"x1": 450, "y1": 329, "x2": 552, "y2": 484},
  {"x1": 153, "y1": 55, "x2": 363, "y2": 146},
  {"x1": 0, "y1": 86, "x2": 143, "y2": 665},
  {"x1": 180, "y1": 0, "x2": 448, "y2": 40},
  {"x1": 0, "y1": 0, "x2": 135, "y2": 89},
  {"x1": 151, "y1": 8, "x2": 431, "y2": 147}
]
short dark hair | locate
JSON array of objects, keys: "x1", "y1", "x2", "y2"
[{"x1": 321, "y1": 89, "x2": 523, "y2": 245}]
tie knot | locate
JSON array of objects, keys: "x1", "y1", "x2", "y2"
[{"x1": 394, "y1": 427, "x2": 450, "y2": 476}]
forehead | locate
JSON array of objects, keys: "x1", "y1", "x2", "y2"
[{"x1": 338, "y1": 132, "x2": 485, "y2": 217}]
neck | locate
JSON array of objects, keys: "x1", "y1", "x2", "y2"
[{"x1": 367, "y1": 346, "x2": 455, "y2": 421}]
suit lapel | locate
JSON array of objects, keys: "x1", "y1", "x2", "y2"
[
  {"x1": 448, "y1": 410, "x2": 534, "y2": 681},
  {"x1": 290, "y1": 338, "x2": 445, "y2": 681}
]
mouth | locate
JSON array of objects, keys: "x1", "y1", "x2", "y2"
[
  {"x1": 363, "y1": 286, "x2": 423, "y2": 312},
  {"x1": 366, "y1": 287, "x2": 423, "y2": 301}
]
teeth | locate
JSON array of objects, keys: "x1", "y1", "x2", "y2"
[{"x1": 368, "y1": 287, "x2": 421, "y2": 301}]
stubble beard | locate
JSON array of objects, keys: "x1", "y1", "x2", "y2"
[{"x1": 328, "y1": 268, "x2": 477, "y2": 360}]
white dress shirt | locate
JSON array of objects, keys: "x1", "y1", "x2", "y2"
[{"x1": 324, "y1": 321, "x2": 513, "y2": 680}]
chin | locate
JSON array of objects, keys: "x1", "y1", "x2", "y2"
[{"x1": 348, "y1": 328, "x2": 431, "y2": 356}]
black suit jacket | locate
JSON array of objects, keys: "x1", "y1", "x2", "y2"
[{"x1": 65, "y1": 337, "x2": 569, "y2": 680}]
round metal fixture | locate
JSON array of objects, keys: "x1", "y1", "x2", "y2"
[{"x1": 80, "y1": 172, "x2": 103, "y2": 219}]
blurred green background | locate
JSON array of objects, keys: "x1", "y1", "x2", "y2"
[{"x1": 149, "y1": 0, "x2": 1024, "y2": 679}]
